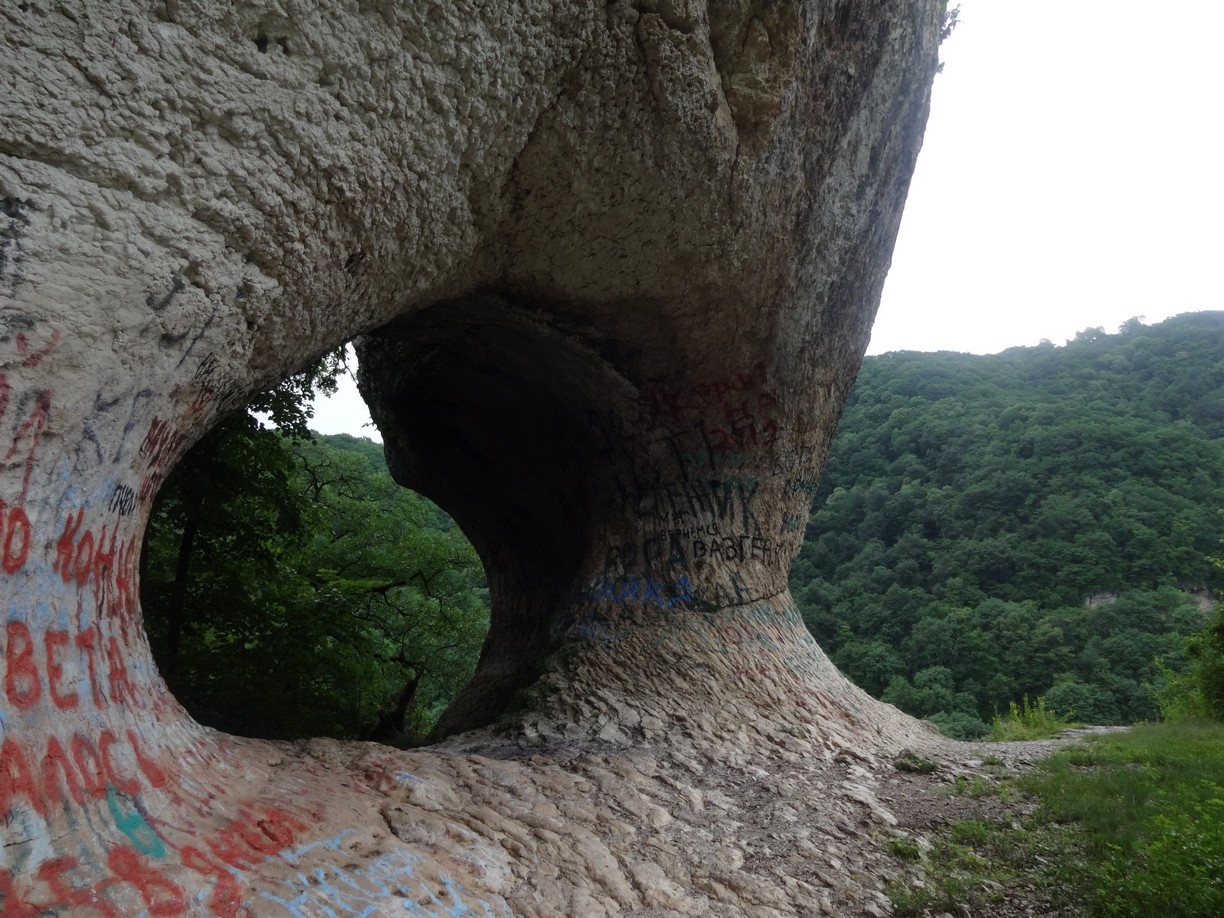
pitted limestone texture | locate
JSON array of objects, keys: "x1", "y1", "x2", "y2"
[{"x1": 2, "y1": 1, "x2": 943, "y2": 913}]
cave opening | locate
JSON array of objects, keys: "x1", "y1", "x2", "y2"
[
  {"x1": 135, "y1": 290, "x2": 644, "y2": 747},
  {"x1": 355, "y1": 293, "x2": 651, "y2": 738},
  {"x1": 137, "y1": 349, "x2": 491, "y2": 746}
]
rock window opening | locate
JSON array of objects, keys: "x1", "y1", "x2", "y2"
[{"x1": 138, "y1": 358, "x2": 489, "y2": 745}]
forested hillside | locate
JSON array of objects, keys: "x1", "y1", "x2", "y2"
[
  {"x1": 792, "y1": 312, "x2": 1224, "y2": 736},
  {"x1": 142, "y1": 419, "x2": 489, "y2": 743}
]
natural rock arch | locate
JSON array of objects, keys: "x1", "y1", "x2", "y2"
[{"x1": 2, "y1": 1, "x2": 944, "y2": 913}]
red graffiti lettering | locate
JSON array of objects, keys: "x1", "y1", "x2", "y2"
[
  {"x1": 1, "y1": 792, "x2": 303, "y2": 915},
  {"x1": 72, "y1": 734, "x2": 109, "y2": 800},
  {"x1": 75, "y1": 626, "x2": 107, "y2": 707},
  {"x1": 202, "y1": 806, "x2": 306, "y2": 870},
  {"x1": 4, "y1": 620, "x2": 40, "y2": 707},
  {"x1": 3, "y1": 619, "x2": 138, "y2": 712},
  {"x1": 0, "y1": 735, "x2": 44, "y2": 817},
  {"x1": 107, "y1": 847, "x2": 187, "y2": 916},
  {"x1": 44, "y1": 629, "x2": 78, "y2": 709},
  {"x1": 106, "y1": 636, "x2": 132, "y2": 705},
  {"x1": 115, "y1": 533, "x2": 138, "y2": 598},
  {"x1": 40, "y1": 736, "x2": 85, "y2": 807},
  {"x1": 73, "y1": 529, "x2": 95, "y2": 585},
  {"x1": 205, "y1": 827, "x2": 262, "y2": 870},
  {"x1": 35, "y1": 856, "x2": 119, "y2": 918},
  {"x1": 54, "y1": 515, "x2": 125, "y2": 592},
  {"x1": 180, "y1": 847, "x2": 244, "y2": 917},
  {"x1": 256, "y1": 807, "x2": 306, "y2": 845},
  {"x1": 54, "y1": 509, "x2": 84, "y2": 584},
  {"x1": 3, "y1": 389, "x2": 51, "y2": 505},
  {"x1": 128, "y1": 731, "x2": 169, "y2": 789},
  {"x1": 138, "y1": 416, "x2": 187, "y2": 471},
  {"x1": 235, "y1": 814, "x2": 286, "y2": 854},
  {"x1": 1, "y1": 732, "x2": 180, "y2": 821},
  {"x1": 4, "y1": 846, "x2": 230, "y2": 918},
  {"x1": 0, "y1": 501, "x2": 30, "y2": 573},
  {"x1": 0, "y1": 869, "x2": 40, "y2": 917},
  {"x1": 138, "y1": 470, "x2": 162, "y2": 504},
  {"x1": 91, "y1": 524, "x2": 117, "y2": 590},
  {"x1": 16, "y1": 327, "x2": 61, "y2": 368},
  {"x1": 99, "y1": 730, "x2": 141, "y2": 796},
  {"x1": 187, "y1": 387, "x2": 215, "y2": 419}
]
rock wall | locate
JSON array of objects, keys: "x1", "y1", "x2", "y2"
[{"x1": 1, "y1": 1, "x2": 943, "y2": 913}]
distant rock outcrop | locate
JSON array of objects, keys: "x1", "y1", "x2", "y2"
[{"x1": 1, "y1": 1, "x2": 942, "y2": 913}]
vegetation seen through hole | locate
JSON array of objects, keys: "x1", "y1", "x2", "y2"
[{"x1": 139, "y1": 348, "x2": 490, "y2": 744}]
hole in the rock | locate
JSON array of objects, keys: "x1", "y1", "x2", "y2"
[
  {"x1": 356, "y1": 295, "x2": 621, "y2": 737},
  {"x1": 139, "y1": 347, "x2": 490, "y2": 745}
]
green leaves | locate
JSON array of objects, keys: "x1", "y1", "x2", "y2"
[
  {"x1": 1023, "y1": 723, "x2": 1224, "y2": 916},
  {"x1": 142, "y1": 412, "x2": 488, "y2": 743},
  {"x1": 794, "y1": 313, "x2": 1224, "y2": 726},
  {"x1": 246, "y1": 346, "x2": 347, "y2": 440}
]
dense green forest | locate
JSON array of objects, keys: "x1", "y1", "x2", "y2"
[
  {"x1": 141, "y1": 401, "x2": 489, "y2": 743},
  {"x1": 792, "y1": 311, "x2": 1224, "y2": 736}
]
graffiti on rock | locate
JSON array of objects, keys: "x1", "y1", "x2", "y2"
[
  {"x1": 2, "y1": 619, "x2": 137, "y2": 712},
  {"x1": 650, "y1": 361, "x2": 782, "y2": 458},
  {"x1": 260, "y1": 830, "x2": 511, "y2": 918},
  {"x1": 0, "y1": 793, "x2": 313, "y2": 916},
  {"x1": 633, "y1": 476, "x2": 763, "y2": 531},
  {"x1": 0, "y1": 323, "x2": 513, "y2": 918},
  {"x1": 0, "y1": 499, "x2": 30, "y2": 575},
  {"x1": 586, "y1": 574, "x2": 695, "y2": 608}
]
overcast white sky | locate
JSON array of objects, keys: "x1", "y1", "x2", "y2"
[
  {"x1": 309, "y1": 0, "x2": 1224, "y2": 438},
  {"x1": 871, "y1": 0, "x2": 1224, "y2": 354}
]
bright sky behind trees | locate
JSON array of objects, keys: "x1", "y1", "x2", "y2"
[{"x1": 308, "y1": 0, "x2": 1224, "y2": 437}]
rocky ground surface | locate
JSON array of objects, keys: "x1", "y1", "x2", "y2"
[{"x1": 297, "y1": 717, "x2": 1121, "y2": 917}]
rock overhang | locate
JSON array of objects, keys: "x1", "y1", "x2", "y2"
[{"x1": 1, "y1": 1, "x2": 945, "y2": 913}]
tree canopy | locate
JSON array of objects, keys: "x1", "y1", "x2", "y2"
[
  {"x1": 141, "y1": 364, "x2": 488, "y2": 743},
  {"x1": 792, "y1": 312, "x2": 1224, "y2": 735}
]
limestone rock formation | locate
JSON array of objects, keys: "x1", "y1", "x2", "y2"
[{"x1": 2, "y1": 1, "x2": 943, "y2": 913}]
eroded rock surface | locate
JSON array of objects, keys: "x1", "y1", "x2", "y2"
[{"x1": 2, "y1": 1, "x2": 943, "y2": 913}]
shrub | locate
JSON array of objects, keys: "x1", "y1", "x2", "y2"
[
  {"x1": 929, "y1": 710, "x2": 991, "y2": 740},
  {"x1": 1157, "y1": 605, "x2": 1224, "y2": 722},
  {"x1": 1044, "y1": 679, "x2": 1119, "y2": 724},
  {"x1": 985, "y1": 696, "x2": 1071, "y2": 741}
]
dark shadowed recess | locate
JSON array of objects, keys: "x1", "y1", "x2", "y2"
[{"x1": 358, "y1": 295, "x2": 644, "y2": 738}]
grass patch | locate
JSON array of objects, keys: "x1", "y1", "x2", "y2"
[
  {"x1": 885, "y1": 771, "x2": 1087, "y2": 917},
  {"x1": 887, "y1": 814, "x2": 1079, "y2": 917},
  {"x1": 894, "y1": 750, "x2": 941, "y2": 774},
  {"x1": 886, "y1": 720, "x2": 1224, "y2": 917},
  {"x1": 945, "y1": 773, "x2": 994, "y2": 797},
  {"x1": 883, "y1": 834, "x2": 924, "y2": 862},
  {"x1": 1022, "y1": 720, "x2": 1224, "y2": 916}
]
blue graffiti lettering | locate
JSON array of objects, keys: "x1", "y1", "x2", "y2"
[
  {"x1": 586, "y1": 575, "x2": 693, "y2": 608},
  {"x1": 260, "y1": 833, "x2": 510, "y2": 918}
]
